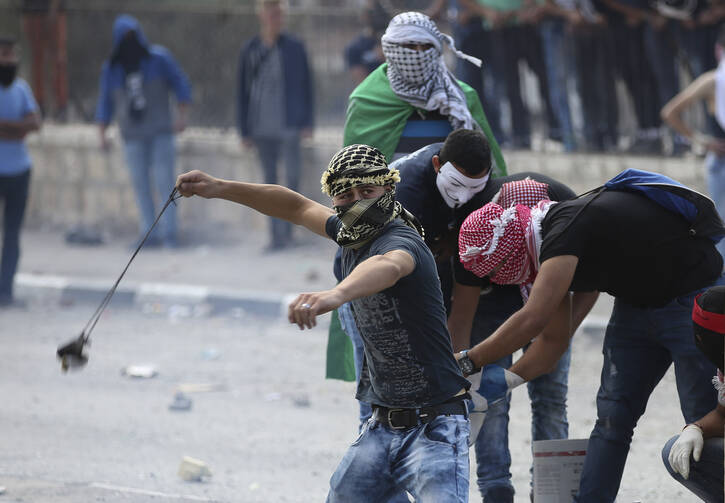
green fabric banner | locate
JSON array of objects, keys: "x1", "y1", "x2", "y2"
[{"x1": 325, "y1": 308, "x2": 356, "y2": 382}]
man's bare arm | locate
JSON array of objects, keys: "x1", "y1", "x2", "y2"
[
  {"x1": 695, "y1": 404, "x2": 725, "y2": 439},
  {"x1": 176, "y1": 170, "x2": 333, "y2": 237},
  {"x1": 571, "y1": 291, "x2": 599, "y2": 333},
  {"x1": 466, "y1": 255, "x2": 578, "y2": 376},
  {"x1": 661, "y1": 71, "x2": 716, "y2": 141},
  {"x1": 288, "y1": 249, "x2": 416, "y2": 329},
  {"x1": 0, "y1": 112, "x2": 41, "y2": 140},
  {"x1": 447, "y1": 282, "x2": 482, "y2": 352}
]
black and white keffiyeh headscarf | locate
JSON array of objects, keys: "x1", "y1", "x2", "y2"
[
  {"x1": 321, "y1": 144, "x2": 424, "y2": 249},
  {"x1": 381, "y1": 12, "x2": 482, "y2": 130}
]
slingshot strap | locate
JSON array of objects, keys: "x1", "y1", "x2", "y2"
[{"x1": 80, "y1": 188, "x2": 182, "y2": 343}]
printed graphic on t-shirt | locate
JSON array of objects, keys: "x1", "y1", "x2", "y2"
[{"x1": 352, "y1": 293, "x2": 428, "y2": 401}]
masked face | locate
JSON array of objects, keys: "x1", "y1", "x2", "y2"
[
  {"x1": 435, "y1": 162, "x2": 489, "y2": 208},
  {"x1": 332, "y1": 189, "x2": 398, "y2": 249},
  {"x1": 0, "y1": 62, "x2": 17, "y2": 87},
  {"x1": 384, "y1": 44, "x2": 438, "y2": 86}
]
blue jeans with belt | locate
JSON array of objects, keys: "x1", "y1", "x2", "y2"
[
  {"x1": 327, "y1": 414, "x2": 470, "y2": 503},
  {"x1": 470, "y1": 285, "x2": 570, "y2": 498},
  {"x1": 575, "y1": 287, "x2": 720, "y2": 503},
  {"x1": 662, "y1": 435, "x2": 724, "y2": 503},
  {"x1": 0, "y1": 170, "x2": 30, "y2": 299},
  {"x1": 122, "y1": 134, "x2": 177, "y2": 246}
]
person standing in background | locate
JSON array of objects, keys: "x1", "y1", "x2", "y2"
[
  {"x1": 661, "y1": 27, "x2": 725, "y2": 260},
  {"x1": 95, "y1": 14, "x2": 191, "y2": 249},
  {"x1": 0, "y1": 36, "x2": 41, "y2": 306},
  {"x1": 21, "y1": 0, "x2": 67, "y2": 120},
  {"x1": 237, "y1": 0, "x2": 314, "y2": 252},
  {"x1": 344, "y1": 0, "x2": 390, "y2": 86}
]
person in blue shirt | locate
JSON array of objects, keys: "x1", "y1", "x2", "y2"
[
  {"x1": 0, "y1": 36, "x2": 41, "y2": 306},
  {"x1": 95, "y1": 14, "x2": 192, "y2": 249}
]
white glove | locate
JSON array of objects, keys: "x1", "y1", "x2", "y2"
[
  {"x1": 466, "y1": 370, "x2": 488, "y2": 447},
  {"x1": 668, "y1": 424, "x2": 704, "y2": 480},
  {"x1": 466, "y1": 365, "x2": 525, "y2": 447}
]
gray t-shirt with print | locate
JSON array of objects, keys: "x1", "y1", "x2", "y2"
[{"x1": 326, "y1": 216, "x2": 469, "y2": 408}]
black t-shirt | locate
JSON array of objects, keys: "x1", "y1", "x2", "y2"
[
  {"x1": 454, "y1": 172, "x2": 577, "y2": 288},
  {"x1": 540, "y1": 190, "x2": 723, "y2": 307},
  {"x1": 325, "y1": 216, "x2": 470, "y2": 408}
]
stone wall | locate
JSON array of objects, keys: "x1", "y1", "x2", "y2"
[{"x1": 23, "y1": 124, "x2": 708, "y2": 240}]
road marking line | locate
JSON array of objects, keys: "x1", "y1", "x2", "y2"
[{"x1": 89, "y1": 482, "x2": 216, "y2": 501}]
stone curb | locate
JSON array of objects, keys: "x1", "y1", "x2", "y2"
[{"x1": 16, "y1": 273, "x2": 290, "y2": 318}]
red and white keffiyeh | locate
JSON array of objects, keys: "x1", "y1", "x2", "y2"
[
  {"x1": 491, "y1": 178, "x2": 550, "y2": 209},
  {"x1": 459, "y1": 179, "x2": 555, "y2": 300}
]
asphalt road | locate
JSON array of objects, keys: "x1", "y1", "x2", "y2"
[{"x1": 0, "y1": 298, "x2": 704, "y2": 502}]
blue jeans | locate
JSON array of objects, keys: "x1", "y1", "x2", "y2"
[
  {"x1": 337, "y1": 301, "x2": 373, "y2": 426},
  {"x1": 0, "y1": 170, "x2": 30, "y2": 299},
  {"x1": 539, "y1": 18, "x2": 576, "y2": 151},
  {"x1": 662, "y1": 435, "x2": 724, "y2": 503},
  {"x1": 575, "y1": 292, "x2": 719, "y2": 503},
  {"x1": 471, "y1": 285, "x2": 570, "y2": 498},
  {"x1": 122, "y1": 134, "x2": 177, "y2": 245},
  {"x1": 253, "y1": 134, "x2": 301, "y2": 248},
  {"x1": 705, "y1": 152, "x2": 725, "y2": 260},
  {"x1": 327, "y1": 415, "x2": 470, "y2": 503}
]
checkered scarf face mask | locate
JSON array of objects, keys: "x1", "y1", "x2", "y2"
[
  {"x1": 322, "y1": 144, "x2": 423, "y2": 249},
  {"x1": 381, "y1": 12, "x2": 481, "y2": 131},
  {"x1": 459, "y1": 204, "x2": 532, "y2": 284}
]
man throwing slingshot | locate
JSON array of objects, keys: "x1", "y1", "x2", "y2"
[{"x1": 176, "y1": 143, "x2": 472, "y2": 502}]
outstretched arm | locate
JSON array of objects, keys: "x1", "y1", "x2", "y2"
[
  {"x1": 176, "y1": 170, "x2": 334, "y2": 237},
  {"x1": 465, "y1": 255, "x2": 578, "y2": 381},
  {"x1": 288, "y1": 249, "x2": 415, "y2": 329}
]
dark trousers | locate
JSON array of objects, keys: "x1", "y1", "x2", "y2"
[
  {"x1": 574, "y1": 26, "x2": 619, "y2": 149},
  {"x1": 491, "y1": 25, "x2": 559, "y2": 145},
  {"x1": 253, "y1": 135, "x2": 301, "y2": 247},
  {"x1": 0, "y1": 170, "x2": 30, "y2": 298},
  {"x1": 608, "y1": 19, "x2": 660, "y2": 131},
  {"x1": 458, "y1": 20, "x2": 505, "y2": 142}
]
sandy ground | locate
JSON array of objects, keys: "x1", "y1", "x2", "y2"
[{"x1": 0, "y1": 292, "x2": 708, "y2": 503}]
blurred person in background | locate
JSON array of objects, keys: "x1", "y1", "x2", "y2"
[
  {"x1": 527, "y1": 0, "x2": 580, "y2": 152},
  {"x1": 21, "y1": 0, "x2": 67, "y2": 120},
  {"x1": 95, "y1": 14, "x2": 191, "y2": 249},
  {"x1": 237, "y1": 0, "x2": 314, "y2": 252},
  {"x1": 0, "y1": 36, "x2": 41, "y2": 306},
  {"x1": 457, "y1": 0, "x2": 562, "y2": 150},
  {"x1": 455, "y1": 0, "x2": 507, "y2": 143},
  {"x1": 569, "y1": 1, "x2": 619, "y2": 151},
  {"x1": 661, "y1": 285, "x2": 725, "y2": 503},
  {"x1": 661, "y1": 27, "x2": 725, "y2": 260},
  {"x1": 344, "y1": 1, "x2": 390, "y2": 86},
  {"x1": 598, "y1": 0, "x2": 678, "y2": 154}
]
